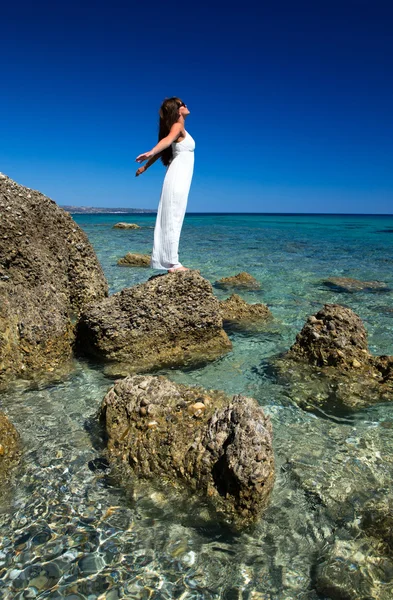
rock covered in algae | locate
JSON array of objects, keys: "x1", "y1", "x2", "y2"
[
  {"x1": 220, "y1": 294, "x2": 271, "y2": 326},
  {"x1": 117, "y1": 252, "x2": 151, "y2": 267},
  {"x1": 100, "y1": 374, "x2": 275, "y2": 526},
  {"x1": 215, "y1": 272, "x2": 261, "y2": 290},
  {"x1": 113, "y1": 222, "x2": 140, "y2": 229},
  {"x1": 0, "y1": 173, "x2": 108, "y2": 387},
  {"x1": 0, "y1": 411, "x2": 20, "y2": 484},
  {"x1": 273, "y1": 304, "x2": 393, "y2": 412},
  {"x1": 77, "y1": 270, "x2": 232, "y2": 374}
]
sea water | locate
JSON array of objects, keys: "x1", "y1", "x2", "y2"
[{"x1": 1, "y1": 213, "x2": 393, "y2": 599}]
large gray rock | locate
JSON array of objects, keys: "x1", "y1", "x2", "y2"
[
  {"x1": 0, "y1": 173, "x2": 108, "y2": 387},
  {"x1": 274, "y1": 304, "x2": 393, "y2": 412},
  {"x1": 77, "y1": 270, "x2": 232, "y2": 374},
  {"x1": 100, "y1": 374, "x2": 275, "y2": 526}
]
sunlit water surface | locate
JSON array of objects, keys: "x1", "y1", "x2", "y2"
[{"x1": 1, "y1": 213, "x2": 393, "y2": 599}]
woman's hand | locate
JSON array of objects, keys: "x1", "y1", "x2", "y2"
[
  {"x1": 135, "y1": 166, "x2": 146, "y2": 177},
  {"x1": 135, "y1": 151, "x2": 154, "y2": 163}
]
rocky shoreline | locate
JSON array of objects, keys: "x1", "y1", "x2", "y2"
[
  {"x1": 1, "y1": 173, "x2": 393, "y2": 596},
  {"x1": 0, "y1": 173, "x2": 276, "y2": 525}
]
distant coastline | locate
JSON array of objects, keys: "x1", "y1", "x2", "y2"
[{"x1": 61, "y1": 206, "x2": 156, "y2": 214}]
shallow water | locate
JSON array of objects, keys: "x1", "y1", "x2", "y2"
[{"x1": 1, "y1": 213, "x2": 393, "y2": 599}]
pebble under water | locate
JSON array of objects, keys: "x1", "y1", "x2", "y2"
[{"x1": 1, "y1": 213, "x2": 393, "y2": 599}]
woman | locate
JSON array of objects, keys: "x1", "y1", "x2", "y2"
[{"x1": 135, "y1": 97, "x2": 195, "y2": 272}]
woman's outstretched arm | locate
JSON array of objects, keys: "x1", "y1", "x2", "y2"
[
  {"x1": 135, "y1": 123, "x2": 183, "y2": 163},
  {"x1": 135, "y1": 152, "x2": 162, "y2": 176}
]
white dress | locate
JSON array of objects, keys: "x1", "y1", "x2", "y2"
[{"x1": 151, "y1": 131, "x2": 195, "y2": 269}]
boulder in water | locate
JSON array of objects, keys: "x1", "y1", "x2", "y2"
[
  {"x1": 215, "y1": 272, "x2": 261, "y2": 290},
  {"x1": 286, "y1": 304, "x2": 370, "y2": 369},
  {"x1": 220, "y1": 294, "x2": 271, "y2": 326},
  {"x1": 0, "y1": 174, "x2": 108, "y2": 387},
  {"x1": 117, "y1": 252, "x2": 151, "y2": 267},
  {"x1": 100, "y1": 374, "x2": 275, "y2": 526},
  {"x1": 113, "y1": 222, "x2": 140, "y2": 229},
  {"x1": 77, "y1": 270, "x2": 232, "y2": 374},
  {"x1": 273, "y1": 304, "x2": 393, "y2": 412}
]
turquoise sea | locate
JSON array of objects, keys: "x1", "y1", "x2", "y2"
[{"x1": 1, "y1": 213, "x2": 393, "y2": 599}]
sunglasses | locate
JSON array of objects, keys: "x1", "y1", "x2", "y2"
[{"x1": 178, "y1": 102, "x2": 187, "y2": 108}]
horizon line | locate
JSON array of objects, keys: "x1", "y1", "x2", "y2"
[{"x1": 65, "y1": 209, "x2": 393, "y2": 217}]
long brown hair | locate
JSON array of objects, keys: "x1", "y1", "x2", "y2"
[{"x1": 158, "y1": 97, "x2": 182, "y2": 166}]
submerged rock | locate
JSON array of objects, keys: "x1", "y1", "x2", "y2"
[
  {"x1": 0, "y1": 174, "x2": 108, "y2": 387},
  {"x1": 77, "y1": 270, "x2": 232, "y2": 374},
  {"x1": 283, "y1": 421, "x2": 393, "y2": 524},
  {"x1": 117, "y1": 252, "x2": 151, "y2": 267},
  {"x1": 361, "y1": 499, "x2": 393, "y2": 555},
  {"x1": 0, "y1": 411, "x2": 20, "y2": 485},
  {"x1": 279, "y1": 403, "x2": 393, "y2": 597},
  {"x1": 315, "y1": 536, "x2": 393, "y2": 600},
  {"x1": 220, "y1": 294, "x2": 271, "y2": 326},
  {"x1": 113, "y1": 222, "x2": 140, "y2": 229},
  {"x1": 215, "y1": 272, "x2": 261, "y2": 290},
  {"x1": 273, "y1": 304, "x2": 393, "y2": 412},
  {"x1": 323, "y1": 276, "x2": 389, "y2": 293},
  {"x1": 100, "y1": 374, "x2": 275, "y2": 526}
]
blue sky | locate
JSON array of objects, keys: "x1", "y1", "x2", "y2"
[{"x1": 1, "y1": 1, "x2": 392, "y2": 213}]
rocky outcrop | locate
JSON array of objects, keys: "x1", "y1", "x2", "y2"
[
  {"x1": 77, "y1": 270, "x2": 232, "y2": 374},
  {"x1": 286, "y1": 304, "x2": 370, "y2": 369},
  {"x1": 220, "y1": 294, "x2": 271, "y2": 326},
  {"x1": 100, "y1": 374, "x2": 274, "y2": 526},
  {"x1": 0, "y1": 412, "x2": 20, "y2": 485},
  {"x1": 113, "y1": 222, "x2": 140, "y2": 229},
  {"x1": 215, "y1": 272, "x2": 261, "y2": 290},
  {"x1": 117, "y1": 252, "x2": 151, "y2": 267},
  {"x1": 0, "y1": 173, "x2": 108, "y2": 386},
  {"x1": 323, "y1": 276, "x2": 389, "y2": 293},
  {"x1": 274, "y1": 304, "x2": 393, "y2": 412}
]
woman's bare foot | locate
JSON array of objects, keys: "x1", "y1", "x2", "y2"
[{"x1": 168, "y1": 266, "x2": 189, "y2": 273}]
